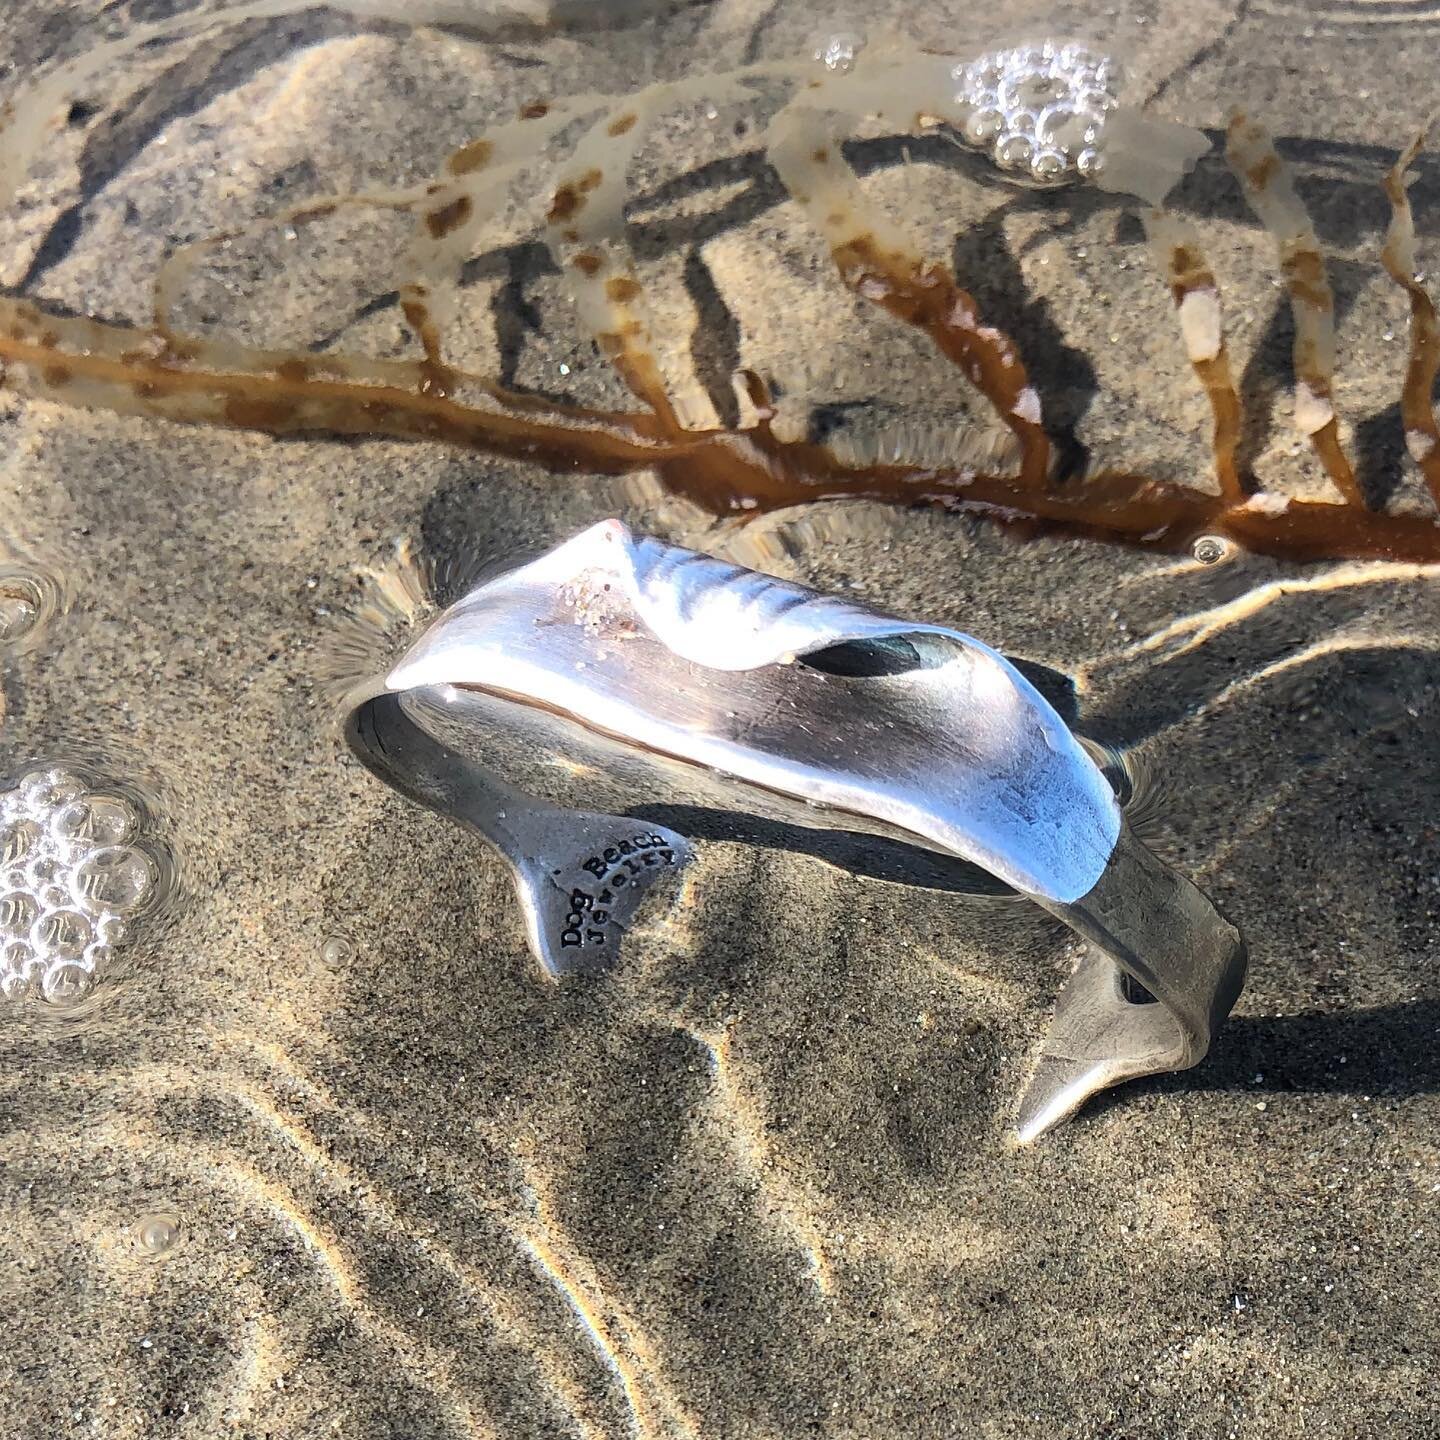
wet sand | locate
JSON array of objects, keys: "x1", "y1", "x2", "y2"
[{"x1": 2, "y1": 2, "x2": 1440, "y2": 1436}]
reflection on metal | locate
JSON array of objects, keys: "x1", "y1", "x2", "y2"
[{"x1": 344, "y1": 520, "x2": 1246, "y2": 1141}]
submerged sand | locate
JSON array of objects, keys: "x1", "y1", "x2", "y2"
[{"x1": 2, "y1": 1, "x2": 1440, "y2": 1436}]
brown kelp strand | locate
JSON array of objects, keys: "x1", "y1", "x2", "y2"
[
  {"x1": 763, "y1": 82, "x2": 1052, "y2": 488},
  {"x1": 1226, "y1": 113, "x2": 1362, "y2": 508},
  {"x1": 8, "y1": 296, "x2": 1440, "y2": 563},
  {"x1": 1142, "y1": 210, "x2": 1247, "y2": 505},
  {"x1": 0, "y1": 300, "x2": 674, "y2": 467},
  {"x1": 1381, "y1": 117, "x2": 1440, "y2": 507},
  {"x1": 2, "y1": 10, "x2": 1440, "y2": 564}
]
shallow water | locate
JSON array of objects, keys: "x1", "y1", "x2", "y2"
[{"x1": 3, "y1": 3, "x2": 1440, "y2": 1437}]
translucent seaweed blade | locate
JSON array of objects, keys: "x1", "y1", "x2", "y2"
[
  {"x1": 1226, "y1": 112, "x2": 1361, "y2": 506},
  {"x1": 539, "y1": 72, "x2": 758, "y2": 427},
  {"x1": 1096, "y1": 108, "x2": 1211, "y2": 208},
  {"x1": 401, "y1": 103, "x2": 587, "y2": 387}
]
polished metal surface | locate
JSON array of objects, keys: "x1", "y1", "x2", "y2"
[{"x1": 344, "y1": 519, "x2": 1246, "y2": 1141}]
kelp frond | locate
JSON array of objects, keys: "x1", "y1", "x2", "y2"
[{"x1": 2, "y1": 7, "x2": 1440, "y2": 563}]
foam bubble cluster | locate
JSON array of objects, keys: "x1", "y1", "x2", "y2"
[
  {"x1": 953, "y1": 40, "x2": 1119, "y2": 188},
  {"x1": 0, "y1": 768, "x2": 158, "y2": 1007},
  {"x1": 811, "y1": 29, "x2": 864, "y2": 74}
]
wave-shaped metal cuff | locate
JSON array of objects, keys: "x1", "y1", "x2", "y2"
[{"x1": 344, "y1": 519, "x2": 1246, "y2": 1142}]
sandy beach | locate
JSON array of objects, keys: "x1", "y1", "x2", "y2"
[{"x1": 2, "y1": 1, "x2": 1439, "y2": 1436}]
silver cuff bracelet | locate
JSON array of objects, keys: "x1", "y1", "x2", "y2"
[{"x1": 344, "y1": 520, "x2": 1246, "y2": 1142}]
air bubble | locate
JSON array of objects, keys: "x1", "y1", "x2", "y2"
[
  {"x1": 55, "y1": 795, "x2": 139, "y2": 848},
  {"x1": 1191, "y1": 535, "x2": 1230, "y2": 565},
  {"x1": 1030, "y1": 148, "x2": 1068, "y2": 183},
  {"x1": 1, "y1": 816, "x2": 40, "y2": 866},
  {"x1": 1038, "y1": 104, "x2": 1089, "y2": 151},
  {"x1": 71, "y1": 846, "x2": 158, "y2": 916},
  {"x1": 1007, "y1": 107, "x2": 1040, "y2": 137},
  {"x1": 0, "y1": 583, "x2": 39, "y2": 643},
  {"x1": 20, "y1": 768, "x2": 84, "y2": 812},
  {"x1": 135, "y1": 1212, "x2": 181, "y2": 1257},
  {"x1": 42, "y1": 959, "x2": 94, "y2": 1006},
  {"x1": 1, "y1": 937, "x2": 35, "y2": 973},
  {"x1": 1010, "y1": 75, "x2": 1064, "y2": 111},
  {"x1": 24, "y1": 853, "x2": 62, "y2": 895},
  {"x1": 963, "y1": 106, "x2": 1005, "y2": 146},
  {"x1": 83, "y1": 941, "x2": 114, "y2": 973},
  {"x1": 40, "y1": 885, "x2": 71, "y2": 912},
  {"x1": 96, "y1": 914, "x2": 128, "y2": 947},
  {"x1": 0, "y1": 889, "x2": 38, "y2": 935},
  {"x1": 961, "y1": 56, "x2": 999, "y2": 97},
  {"x1": 50, "y1": 801, "x2": 91, "y2": 843},
  {"x1": 321, "y1": 935, "x2": 354, "y2": 966},
  {"x1": 995, "y1": 132, "x2": 1035, "y2": 171},
  {"x1": 32, "y1": 908, "x2": 93, "y2": 963}
]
